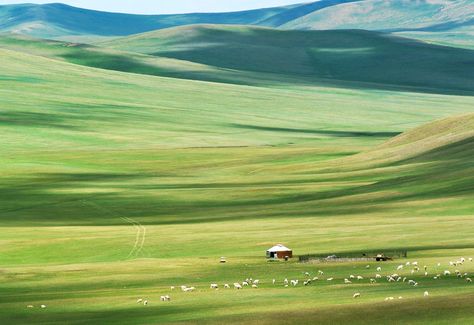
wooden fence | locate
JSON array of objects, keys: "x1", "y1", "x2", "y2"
[{"x1": 299, "y1": 250, "x2": 408, "y2": 263}]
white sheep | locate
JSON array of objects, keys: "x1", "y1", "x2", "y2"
[
  {"x1": 327, "y1": 278, "x2": 334, "y2": 281},
  {"x1": 349, "y1": 275, "x2": 355, "y2": 279},
  {"x1": 366, "y1": 265, "x2": 370, "y2": 269},
  {"x1": 40, "y1": 305, "x2": 47, "y2": 309},
  {"x1": 444, "y1": 270, "x2": 451, "y2": 276},
  {"x1": 318, "y1": 270, "x2": 324, "y2": 275},
  {"x1": 357, "y1": 276, "x2": 363, "y2": 280},
  {"x1": 143, "y1": 300, "x2": 148, "y2": 306},
  {"x1": 284, "y1": 278, "x2": 289, "y2": 285},
  {"x1": 234, "y1": 283, "x2": 242, "y2": 289},
  {"x1": 224, "y1": 284, "x2": 230, "y2": 289},
  {"x1": 137, "y1": 298, "x2": 143, "y2": 304},
  {"x1": 370, "y1": 278, "x2": 376, "y2": 284},
  {"x1": 424, "y1": 291, "x2": 429, "y2": 297},
  {"x1": 252, "y1": 284, "x2": 258, "y2": 288},
  {"x1": 412, "y1": 261, "x2": 418, "y2": 266},
  {"x1": 344, "y1": 278, "x2": 352, "y2": 284},
  {"x1": 170, "y1": 286, "x2": 175, "y2": 290},
  {"x1": 384, "y1": 297, "x2": 394, "y2": 301},
  {"x1": 242, "y1": 281, "x2": 249, "y2": 286},
  {"x1": 272, "y1": 279, "x2": 276, "y2": 285},
  {"x1": 397, "y1": 265, "x2": 404, "y2": 271},
  {"x1": 375, "y1": 274, "x2": 382, "y2": 279},
  {"x1": 376, "y1": 267, "x2": 382, "y2": 272},
  {"x1": 210, "y1": 284, "x2": 218, "y2": 289},
  {"x1": 27, "y1": 305, "x2": 34, "y2": 308},
  {"x1": 253, "y1": 280, "x2": 260, "y2": 285},
  {"x1": 353, "y1": 293, "x2": 361, "y2": 299},
  {"x1": 469, "y1": 258, "x2": 473, "y2": 262},
  {"x1": 466, "y1": 278, "x2": 472, "y2": 283}
]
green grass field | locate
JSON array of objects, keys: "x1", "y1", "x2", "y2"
[{"x1": 1, "y1": 30, "x2": 474, "y2": 324}]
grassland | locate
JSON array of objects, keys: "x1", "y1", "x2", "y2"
[{"x1": 0, "y1": 35, "x2": 474, "y2": 324}]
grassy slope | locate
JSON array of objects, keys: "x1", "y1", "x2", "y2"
[
  {"x1": 99, "y1": 25, "x2": 474, "y2": 95},
  {"x1": 0, "y1": 41, "x2": 474, "y2": 323}
]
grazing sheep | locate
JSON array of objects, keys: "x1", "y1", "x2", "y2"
[
  {"x1": 137, "y1": 298, "x2": 143, "y2": 304},
  {"x1": 210, "y1": 284, "x2": 218, "y2": 289},
  {"x1": 242, "y1": 281, "x2": 249, "y2": 286},
  {"x1": 466, "y1": 278, "x2": 472, "y2": 283},
  {"x1": 370, "y1": 278, "x2": 376, "y2": 284},
  {"x1": 234, "y1": 283, "x2": 242, "y2": 289},
  {"x1": 272, "y1": 279, "x2": 276, "y2": 285},
  {"x1": 252, "y1": 284, "x2": 258, "y2": 289},
  {"x1": 437, "y1": 263, "x2": 441, "y2": 267},
  {"x1": 403, "y1": 277, "x2": 407, "y2": 282},
  {"x1": 433, "y1": 276, "x2": 438, "y2": 280},
  {"x1": 170, "y1": 286, "x2": 175, "y2": 290},
  {"x1": 304, "y1": 272, "x2": 310, "y2": 276},
  {"x1": 460, "y1": 258, "x2": 465, "y2": 263},
  {"x1": 291, "y1": 280, "x2": 299, "y2": 286},
  {"x1": 350, "y1": 275, "x2": 355, "y2": 279},
  {"x1": 412, "y1": 262, "x2": 418, "y2": 266},
  {"x1": 318, "y1": 270, "x2": 324, "y2": 275},
  {"x1": 406, "y1": 262, "x2": 411, "y2": 266},
  {"x1": 184, "y1": 287, "x2": 195, "y2": 292},
  {"x1": 160, "y1": 296, "x2": 171, "y2": 302},
  {"x1": 357, "y1": 276, "x2": 363, "y2": 280},
  {"x1": 284, "y1": 284, "x2": 289, "y2": 287},
  {"x1": 181, "y1": 285, "x2": 188, "y2": 291},
  {"x1": 376, "y1": 267, "x2": 382, "y2": 272},
  {"x1": 469, "y1": 258, "x2": 473, "y2": 262},
  {"x1": 253, "y1": 280, "x2": 260, "y2": 285},
  {"x1": 353, "y1": 293, "x2": 361, "y2": 299},
  {"x1": 397, "y1": 265, "x2": 404, "y2": 271},
  {"x1": 398, "y1": 297, "x2": 403, "y2": 300},
  {"x1": 224, "y1": 284, "x2": 230, "y2": 289},
  {"x1": 344, "y1": 279, "x2": 352, "y2": 284},
  {"x1": 424, "y1": 265, "x2": 428, "y2": 271},
  {"x1": 312, "y1": 277, "x2": 319, "y2": 281},
  {"x1": 27, "y1": 305, "x2": 34, "y2": 308},
  {"x1": 384, "y1": 297, "x2": 394, "y2": 301},
  {"x1": 424, "y1": 291, "x2": 429, "y2": 297},
  {"x1": 444, "y1": 270, "x2": 451, "y2": 276},
  {"x1": 284, "y1": 278, "x2": 289, "y2": 285},
  {"x1": 327, "y1": 278, "x2": 334, "y2": 281},
  {"x1": 408, "y1": 280, "x2": 416, "y2": 285},
  {"x1": 424, "y1": 272, "x2": 428, "y2": 277},
  {"x1": 40, "y1": 305, "x2": 46, "y2": 309},
  {"x1": 375, "y1": 274, "x2": 382, "y2": 279},
  {"x1": 388, "y1": 277, "x2": 395, "y2": 282},
  {"x1": 366, "y1": 265, "x2": 370, "y2": 269}
]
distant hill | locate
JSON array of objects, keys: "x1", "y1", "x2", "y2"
[
  {"x1": 3, "y1": 0, "x2": 473, "y2": 48},
  {"x1": 0, "y1": 2, "x2": 303, "y2": 40},
  {"x1": 282, "y1": 0, "x2": 474, "y2": 49},
  {"x1": 100, "y1": 25, "x2": 474, "y2": 94}
]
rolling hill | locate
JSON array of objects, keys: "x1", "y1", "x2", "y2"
[{"x1": 99, "y1": 25, "x2": 474, "y2": 94}]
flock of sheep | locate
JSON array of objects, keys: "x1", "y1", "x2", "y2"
[{"x1": 133, "y1": 256, "x2": 472, "y2": 306}]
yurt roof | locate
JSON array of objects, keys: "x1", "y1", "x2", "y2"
[{"x1": 267, "y1": 244, "x2": 292, "y2": 252}]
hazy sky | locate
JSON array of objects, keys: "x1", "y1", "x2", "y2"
[{"x1": 0, "y1": 1, "x2": 312, "y2": 14}]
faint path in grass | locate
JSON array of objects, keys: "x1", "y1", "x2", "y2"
[
  {"x1": 81, "y1": 200, "x2": 146, "y2": 259},
  {"x1": 120, "y1": 216, "x2": 146, "y2": 258}
]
